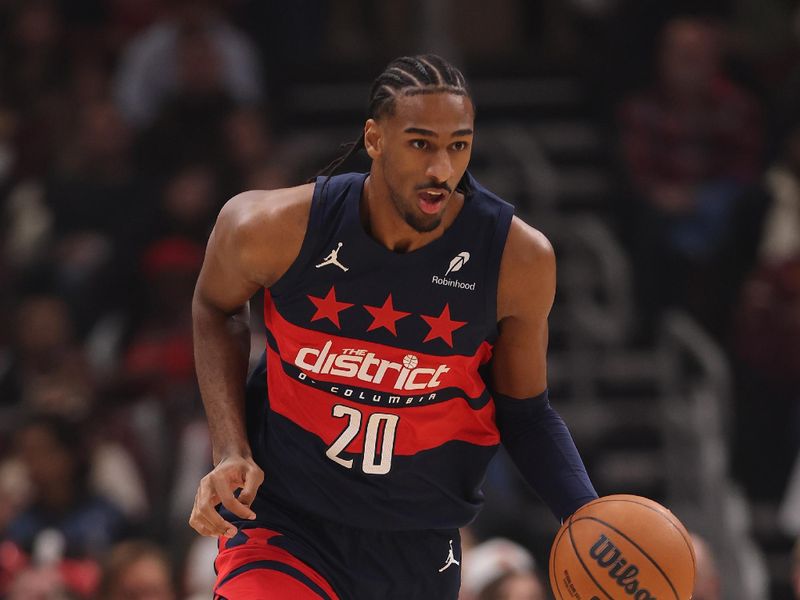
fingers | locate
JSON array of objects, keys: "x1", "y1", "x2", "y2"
[
  {"x1": 189, "y1": 471, "x2": 242, "y2": 538},
  {"x1": 189, "y1": 486, "x2": 237, "y2": 538},
  {"x1": 190, "y1": 508, "x2": 237, "y2": 538},
  {"x1": 192, "y1": 459, "x2": 263, "y2": 528},
  {"x1": 236, "y1": 464, "x2": 265, "y2": 517},
  {"x1": 217, "y1": 481, "x2": 257, "y2": 521}
]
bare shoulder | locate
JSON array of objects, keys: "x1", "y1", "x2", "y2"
[
  {"x1": 497, "y1": 216, "x2": 556, "y2": 321},
  {"x1": 502, "y1": 216, "x2": 555, "y2": 273},
  {"x1": 213, "y1": 183, "x2": 315, "y2": 287}
]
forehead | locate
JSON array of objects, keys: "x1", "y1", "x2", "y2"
[{"x1": 385, "y1": 92, "x2": 474, "y2": 132}]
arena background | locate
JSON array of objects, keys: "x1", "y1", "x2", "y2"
[{"x1": 1, "y1": 0, "x2": 799, "y2": 598}]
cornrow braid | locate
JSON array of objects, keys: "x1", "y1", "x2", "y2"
[{"x1": 312, "y1": 54, "x2": 473, "y2": 193}]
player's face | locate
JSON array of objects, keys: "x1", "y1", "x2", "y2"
[{"x1": 371, "y1": 92, "x2": 474, "y2": 233}]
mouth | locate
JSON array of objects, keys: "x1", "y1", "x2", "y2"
[{"x1": 417, "y1": 189, "x2": 448, "y2": 215}]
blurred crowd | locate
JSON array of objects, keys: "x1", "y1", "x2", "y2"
[
  {"x1": 0, "y1": 1, "x2": 294, "y2": 597},
  {"x1": 0, "y1": 0, "x2": 799, "y2": 598}
]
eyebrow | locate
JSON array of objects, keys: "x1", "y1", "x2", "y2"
[{"x1": 404, "y1": 127, "x2": 474, "y2": 137}]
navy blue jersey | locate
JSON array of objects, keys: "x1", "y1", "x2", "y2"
[{"x1": 247, "y1": 172, "x2": 515, "y2": 530}]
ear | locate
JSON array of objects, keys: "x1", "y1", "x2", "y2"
[{"x1": 364, "y1": 119, "x2": 382, "y2": 160}]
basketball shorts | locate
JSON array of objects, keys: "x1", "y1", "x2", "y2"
[{"x1": 213, "y1": 497, "x2": 462, "y2": 599}]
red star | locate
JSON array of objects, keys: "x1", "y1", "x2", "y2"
[
  {"x1": 307, "y1": 286, "x2": 354, "y2": 328},
  {"x1": 420, "y1": 303, "x2": 467, "y2": 347},
  {"x1": 364, "y1": 294, "x2": 412, "y2": 336}
]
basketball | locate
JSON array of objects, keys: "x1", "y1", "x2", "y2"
[
  {"x1": 549, "y1": 495, "x2": 695, "y2": 600},
  {"x1": 402, "y1": 354, "x2": 419, "y2": 369}
]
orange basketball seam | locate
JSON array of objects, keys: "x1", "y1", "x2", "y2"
[
  {"x1": 549, "y1": 520, "x2": 572, "y2": 600},
  {"x1": 566, "y1": 515, "x2": 616, "y2": 600}
]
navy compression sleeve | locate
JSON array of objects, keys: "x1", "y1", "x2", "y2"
[{"x1": 493, "y1": 389, "x2": 598, "y2": 522}]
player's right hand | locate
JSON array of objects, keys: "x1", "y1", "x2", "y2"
[{"x1": 189, "y1": 454, "x2": 264, "y2": 538}]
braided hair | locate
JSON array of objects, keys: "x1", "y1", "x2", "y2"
[{"x1": 314, "y1": 54, "x2": 473, "y2": 193}]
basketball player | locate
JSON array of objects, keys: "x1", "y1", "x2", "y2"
[{"x1": 190, "y1": 55, "x2": 597, "y2": 599}]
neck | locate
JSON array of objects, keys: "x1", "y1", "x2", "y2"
[{"x1": 361, "y1": 171, "x2": 463, "y2": 253}]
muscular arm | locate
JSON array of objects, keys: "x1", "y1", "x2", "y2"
[
  {"x1": 493, "y1": 218, "x2": 554, "y2": 397},
  {"x1": 491, "y1": 218, "x2": 597, "y2": 521},
  {"x1": 190, "y1": 185, "x2": 312, "y2": 537}
]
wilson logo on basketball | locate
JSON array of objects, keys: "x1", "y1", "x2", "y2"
[{"x1": 588, "y1": 535, "x2": 656, "y2": 600}]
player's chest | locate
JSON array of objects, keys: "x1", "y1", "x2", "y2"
[{"x1": 273, "y1": 241, "x2": 493, "y2": 355}]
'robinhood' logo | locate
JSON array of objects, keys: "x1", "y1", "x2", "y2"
[
  {"x1": 434, "y1": 251, "x2": 476, "y2": 291},
  {"x1": 588, "y1": 534, "x2": 656, "y2": 599},
  {"x1": 445, "y1": 251, "x2": 470, "y2": 275}
]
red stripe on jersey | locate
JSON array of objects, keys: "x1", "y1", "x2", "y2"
[
  {"x1": 264, "y1": 292, "x2": 492, "y2": 399},
  {"x1": 265, "y1": 345, "x2": 500, "y2": 454}
]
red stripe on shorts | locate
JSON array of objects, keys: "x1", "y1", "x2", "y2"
[{"x1": 214, "y1": 528, "x2": 339, "y2": 600}]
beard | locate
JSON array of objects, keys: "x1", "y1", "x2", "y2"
[{"x1": 385, "y1": 176, "x2": 443, "y2": 234}]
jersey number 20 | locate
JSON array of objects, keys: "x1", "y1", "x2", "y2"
[{"x1": 325, "y1": 404, "x2": 399, "y2": 475}]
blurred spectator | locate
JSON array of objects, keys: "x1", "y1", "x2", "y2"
[
  {"x1": 50, "y1": 99, "x2": 142, "y2": 226},
  {"x1": 98, "y1": 540, "x2": 176, "y2": 600},
  {"x1": 0, "y1": 460, "x2": 30, "y2": 537},
  {"x1": 157, "y1": 164, "x2": 221, "y2": 244},
  {"x1": 477, "y1": 571, "x2": 546, "y2": 600},
  {"x1": 3, "y1": 415, "x2": 129, "y2": 559},
  {"x1": 2, "y1": 179, "x2": 54, "y2": 271},
  {"x1": 756, "y1": 123, "x2": 800, "y2": 264},
  {"x1": 0, "y1": 296, "x2": 147, "y2": 530},
  {"x1": 733, "y1": 121, "x2": 800, "y2": 499},
  {"x1": 734, "y1": 123, "x2": 800, "y2": 380},
  {"x1": 117, "y1": 236, "x2": 203, "y2": 511},
  {"x1": 243, "y1": 160, "x2": 293, "y2": 191},
  {"x1": 90, "y1": 440, "x2": 149, "y2": 524},
  {"x1": 460, "y1": 538, "x2": 545, "y2": 600},
  {"x1": 691, "y1": 533, "x2": 721, "y2": 600},
  {"x1": 0, "y1": 294, "x2": 94, "y2": 419},
  {"x1": 0, "y1": 0, "x2": 66, "y2": 111},
  {"x1": 618, "y1": 17, "x2": 763, "y2": 337},
  {"x1": 221, "y1": 107, "x2": 276, "y2": 193},
  {"x1": 133, "y1": 24, "x2": 242, "y2": 177},
  {"x1": 6, "y1": 565, "x2": 77, "y2": 600},
  {"x1": 0, "y1": 415, "x2": 132, "y2": 598},
  {"x1": 168, "y1": 421, "x2": 210, "y2": 544},
  {"x1": 1, "y1": 0, "x2": 71, "y2": 180},
  {"x1": 122, "y1": 237, "x2": 202, "y2": 396},
  {"x1": 113, "y1": 0, "x2": 263, "y2": 129},
  {"x1": 182, "y1": 534, "x2": 216, "y2": 600},
  {"x1": 44, "y1": 99, "x2": 156, "y2": 333}
]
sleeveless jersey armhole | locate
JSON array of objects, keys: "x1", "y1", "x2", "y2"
[
  {"x1": 484, "y1": 202, "x2": 515, "y2": 343},
  {"x1": 268, "y1": 179, "x2": 326, "y2": 297}
]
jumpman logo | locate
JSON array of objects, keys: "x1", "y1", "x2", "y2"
[
  {"x1": 315, "y1": 242, "x2": 349, "y2": 272},
  {"x1": 438, "y1": 539, "x2": 460, "y2": 572}
]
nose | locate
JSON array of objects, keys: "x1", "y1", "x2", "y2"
[{"x1": 425, "y1": 149, "x2": 453, "y2": 184}]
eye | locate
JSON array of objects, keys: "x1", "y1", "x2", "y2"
[
  {"x1": 410, "y1": 139, "x2": 429, "y2": 150},
  {"x1": 451, "y1": 141, "x2": 469, "y2": 151}
]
